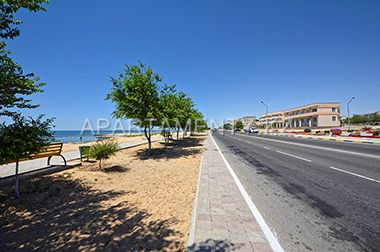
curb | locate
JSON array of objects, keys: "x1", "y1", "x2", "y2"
[
  {"x1": 186, "y1": 137, "x2": 206, "y2": 252},
  {"x1": 266, "y1": 133, "x2": 380, "y2": 145}
]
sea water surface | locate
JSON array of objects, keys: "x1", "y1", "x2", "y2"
[{"x1": 52, "y1": 129, "x2": 152, "y2": 144}]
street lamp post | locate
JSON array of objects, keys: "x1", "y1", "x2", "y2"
[
  {"x1": 347, "y1": 97, "x2": 355, "y2": 130},
  {"x1": 261, "y1": 101, "x2": 273, "y2": 134}
]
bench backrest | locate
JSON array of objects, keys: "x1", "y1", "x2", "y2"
[{"x1": 4, "y1": 142, "x2": 64, "y2": 164}]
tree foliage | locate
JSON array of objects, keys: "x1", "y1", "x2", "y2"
[
  {"x1": 1, "y1": 0, "x2": 49, "y2": 40},
  {"x1": 0, "y1": 113, "x2": 54, "y2": 197},
  {"x1": 0, "y1": 0, "x2": 53, "y2": 198},
  {"x1": 105, "y1": 61, "x2": 162, "y2": 151},
  {"x1": 0, "y1": 44, "x2": 45, "y2": 117},
  {"x1": 235, "y1": 121, "x2": 243, "y2": 129}
]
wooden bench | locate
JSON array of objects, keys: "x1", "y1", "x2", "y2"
[{"x1": 4, "y1": 142, "x2": 66, "y2": 166}]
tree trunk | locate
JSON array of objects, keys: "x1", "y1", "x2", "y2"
[
  {"x1": 177, "y1": 128, "x2": 179, "y2": 141},
  {"x1": 99, "y1": 159, "x2": 102, "y2": 169},
  {"x1": 15, "y1": 159, "x2": 19, "y2": 198},
  {"x1": 148, "y1": 126, "x2": 151, "y2": 152}
]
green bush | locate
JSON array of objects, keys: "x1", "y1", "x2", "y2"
[
  {"x1": 373, "y1": 131, "x2": 379, "y2": 136},
  {"x1": 316, "y1": 130, "x2": 320, "y2": 133},
  {"x1": 324, "y1": 130, "x2": 330, "y2": 134},
  {"x1": 348, "y1": 129, "x2": 353, "y2": 132},
  {"x1": 304, "y1": 128, "x2": 311, "y2": 132},
  {"x1": 88, "y1": 140, "x2": 119, "y2": 169}
]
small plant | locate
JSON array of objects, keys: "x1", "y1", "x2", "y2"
[
  {"x1": 324, "y1": 130, "x2": 330, "y2": 134},
  {"x1": 316, "y1": 130, "x2": 320, "y2": 133},
  {"x1": 88, "y1": 140, "x2": 119, "y2": 169},
  {"x1": 94, "y1": 178, "x2": 98, "y2": 181},
  {"x1": 373, "y1": 131, "x2": 379, "y2": 136},
  {"x1": 304, "y1": 128, "x2": 311, "y2": 132}
]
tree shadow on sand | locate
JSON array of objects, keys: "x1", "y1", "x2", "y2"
[
  {"x1": 0, "y1": 176, "x2": 184, "y2": 251},
  {"x1": 134, "y1": 136, "x2": 204, "y2": 161}
]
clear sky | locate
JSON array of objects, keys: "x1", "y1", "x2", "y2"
[{"x1": 4, "y1": 0, "x2": 380, "y2": 130}]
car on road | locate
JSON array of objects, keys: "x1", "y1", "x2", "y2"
[{"x1": 243, "y1": 126, "x2": 259, "y2": 133}]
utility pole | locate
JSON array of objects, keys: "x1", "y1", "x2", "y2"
[
  {"x1": 261, "y1": 101, "x2": 273, "y2": 135},
  {"x1": 347, "y1": 97, "x2": 355, "y2": 130}
]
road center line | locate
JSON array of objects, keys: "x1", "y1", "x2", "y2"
[
  {"x1": 329, "y1": 166, "x2": 380, "y2": 184},
  {"x1": 264, "y1": 146, "x2": 271, "y2": 150},
  {"x1": 276, "y1": 151, "x2": 312, "y2": 162}
]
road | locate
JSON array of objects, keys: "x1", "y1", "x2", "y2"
[{"x1": 212, "y1": 131, "x2": 380, "y2": 252}]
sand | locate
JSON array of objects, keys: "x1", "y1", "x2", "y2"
[{"x1": 0, "y1": 133, "x2": 206, "y2": 251}]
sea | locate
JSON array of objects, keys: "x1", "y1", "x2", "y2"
[{"x1": 52, "y1": 129, "x2": 158, "y2": 144}]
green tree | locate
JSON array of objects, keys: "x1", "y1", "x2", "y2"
[
  {"x1": 0, "y1": 0, "x2": 54, "y2": 198},
  {"x1": 235, "y1": 121, "x2": 243, "y2": 129},
  {"x1": 0, "y1": 45, "x2": 45, "y2": 117},
  {"x1": 370, "y1": 113, "x2": 380, "y2": 122},
  {"x1": 88, "y1": 140, "x2": 119, "y2": 170},
  {"x1": 1, "y1": 0, "x2": 49, "y2": 40},
  {"x1": 224, "y1": 123, "x2": 231, "y2": 130},
  {"x1": 105, "y1": 61, "x2": 162, "y2": 152},
  {"x1": 0, "y1": 114, "x2": 55, "y2": 197}
]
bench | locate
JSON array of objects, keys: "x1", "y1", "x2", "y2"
[{"x1": 4, "y1": 142, "x2": 66, "y2": 166}]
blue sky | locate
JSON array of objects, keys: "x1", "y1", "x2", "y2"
[{"x1": 4, "y1": 0, "x2": 380, "y2": 130}]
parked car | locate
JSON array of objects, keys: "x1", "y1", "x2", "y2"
[{"x1": 243, "y1": 126, "x2": 259, "y2": 133}]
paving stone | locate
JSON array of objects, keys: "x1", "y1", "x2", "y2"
[
  {"x1": 212, "y1": 229, "x2": 230, "y2": 240},
  {"x1": 197, "y1": 213, "x2": 212, "y2": 221},
  {"x1": 196, "y1": 229, "x2": 213, "y2": 239},
  {"x1": 225, "y1": 209, "x2": 240, "y2": 216},
  {"x1": 211, "y1": 208, "x2": 225, "y2": 215},
  {"x1": 228, "y1": 222, "x2": 246, "y2": 232},
  {"x1": 240, "y1": 216, "x2": 256, "y2": 223},
  {"x1": 247, "y1": 232, "x2": 268, "y2": 243},
  {"x1": 226, "y1": 215, "x2": 242, "y2": 223},
  {"x1": 211, "y1": 214, "x2": 227, "y2": 222},
  {"x1": 197, "y1": 220, "x2": 212, "y2": 230},
  {"x1": 211, "y1": 202, "x2": 224, "y2": 208},
  {"x1": 211, "y1": 221, "x2": 228, "y2": 230},
  {"x1": 244, "y1": 222, "x2": 262, "y2": 232},
  {"x1": 239, "y1": 209, "x2": 253, "y2": 216},
  {"x1": 223, "y1": 203, "x2": 236, "y2": 209},
  {"x1": 233, "y1": 242, "x2": 254, "y2": 252},
  {"x1": 250, "y1": 242, "x2": 273, "y2": 252},
  {"x1": 230, "y1": 231, "x2": 249, "y2": 242},
  {"x1": 198, "y1": 207, "x2": 210, "y2": 214}
]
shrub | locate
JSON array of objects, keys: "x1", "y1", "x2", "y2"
[
  {"x1": 373, "y1": 131, "x2": 379, "y2": 136},
  {"x1": 316, "y1": 130, "x2": 320, "y2": 133},
  {"x1": 324, "y1": 130, "x2": 330, "y2": 134},
  {"x1": 88, "y1": 140, "x2": 119, "y2": 169},
  {"x1": 304, "y1": 128, "x2": 311, "y2": 132}
]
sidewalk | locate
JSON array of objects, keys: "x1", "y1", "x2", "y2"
[
  {"x1": 187, "y1": 133, "x2": 282, "y2": 252},
  {"x1": 0, "y1": 136, "x2": 162, "y2": 180}
]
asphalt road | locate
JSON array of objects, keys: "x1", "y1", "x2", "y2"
[{"x1": 212, "y1": 131, "x2": 380, "y2": 252}]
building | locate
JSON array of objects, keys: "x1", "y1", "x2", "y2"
[
  {"x1": 230, "y1": 116, "x2": 256, "y2": 128},
  {"x1": 259, "y1": 102, "x2": 341, "y2": 128}
]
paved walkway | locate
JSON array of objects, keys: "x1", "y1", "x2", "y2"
[
  {"x1": 0, "y1": 136, "x2": 162, "y2": 180},
  {"x1": 187, "y1": 134, "x2": 280, "y2": 252}
]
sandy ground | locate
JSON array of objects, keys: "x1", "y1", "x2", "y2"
[
  {"x1": 61, "y1": 133, "x2": 162, "y2": 153},
  {"x1": 0, "y1": 133, "x2": 206, "y2": 251}
]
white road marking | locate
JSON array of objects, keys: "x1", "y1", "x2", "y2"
[
  {"x1": 276, "y1": 151, "x2": 312, "y2": 162},
  {"x1": 210, "y1": 134, "x2": 284, "y2": 252},
  {"x1": 246, "y1": 141, "x2": 250, "y2": 144},
  {"x1": 329, "y1": 166, "x2": 380, "y2": 184},
  {"x1": 239, "y1": 134, "x2": 380, "y2": 159},
  {"x1": 264, "y1": 146, "x2": 271, "y2": 150}
]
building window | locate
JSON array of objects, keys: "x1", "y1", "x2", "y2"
[
  {"x1": 312, "y1": 108, "x2": 317, "y2": 112},
  {"x1": 332, "y1": 108, "x2": 336, "y2": 112},
  {"x1": 332, "y1": 116, "x2": 337, "y2": 121}
]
